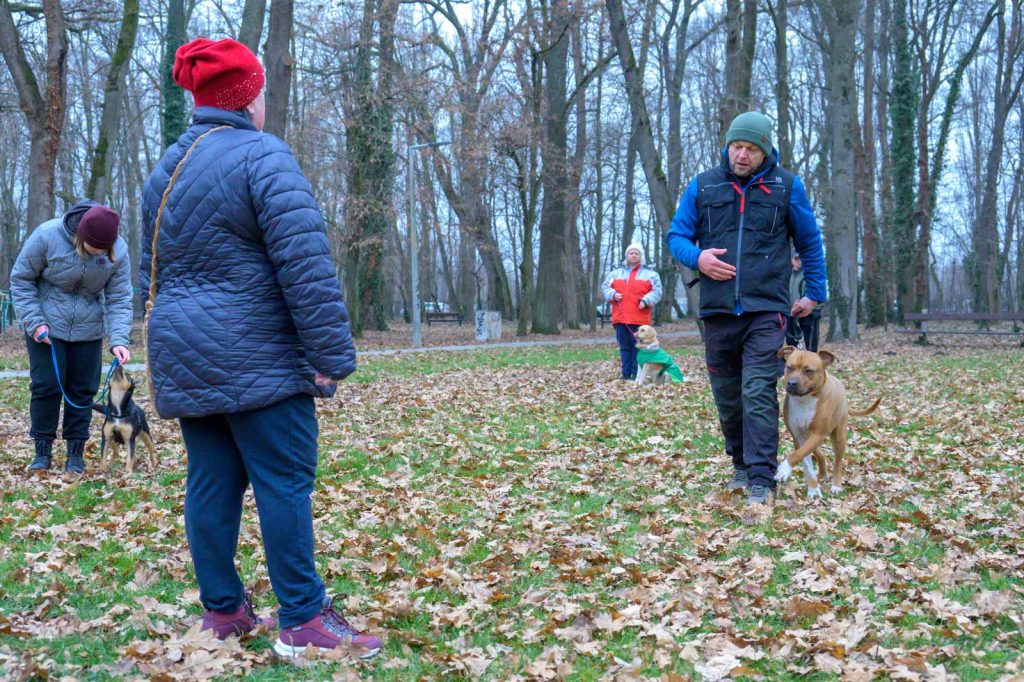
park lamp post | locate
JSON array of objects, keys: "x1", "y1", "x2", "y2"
[{"x1": 408, "y1": 139, "x2": 450, "y2": 348}]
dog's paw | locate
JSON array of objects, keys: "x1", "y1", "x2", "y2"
[
  {"x1": 807, "y1": 486, "x2": 823, "y2": 499},
  {"x1": 774, "y1": 460, "x2": 793, "y2": 482},
  {"x1": 830, "y1": 484, "x2": 844, "y2": 494}
]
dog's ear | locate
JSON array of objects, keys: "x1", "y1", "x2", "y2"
[
  {"x1": 777, "y1": 345, "x2": 797, "y2": 360},
  {"x1": 817, "y1": 349, "x2": 837, "y2": 367}
]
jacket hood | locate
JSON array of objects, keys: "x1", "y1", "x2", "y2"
[{"x1": 62, "y1": 199, "x2": 102, "y2": 239}]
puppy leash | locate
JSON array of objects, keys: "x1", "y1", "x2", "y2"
[{"x1": 38, "y1": 331, "x2": 119, "y2": 410}]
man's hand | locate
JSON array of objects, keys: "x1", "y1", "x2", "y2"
[
  {"x1": 33, "y1": 325, "x2": 50, "y2": 344},
  {"x1": 112, "y1": 346, "x2": 130, "y2": 364},
  {"x1": 698, "y1": 248, "x2": 736, "y2": 281},
  {"x1": 315, "y1": 373, "x2": 336, "y2": 387},
  {"x1": 613, "y1": 292, "x2": 623, "y2": 302},
  {"x1": 638, "y1": 300, "x2": 647, "y2": 309},
  {"x1": 791, "y1": 297, "x2": 818, "y2": 318}
]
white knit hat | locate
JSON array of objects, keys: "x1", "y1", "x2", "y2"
[{"x1": 625, "y1": 243, "x2": 644, "y2": 263}]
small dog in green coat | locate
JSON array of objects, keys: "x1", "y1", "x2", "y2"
[{"x1": 634, "y1": 325, "x2": 684, "y2": 385}]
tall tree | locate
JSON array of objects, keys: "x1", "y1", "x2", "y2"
[
  {"x1": 264, "y1": 0, "x2": 293, "y2": 138},
  {"x1": 718, "y1": 0, "x2": 756, "y2": 139},
  {"x1": 87, "y1": 0, "x2": 141, "y2": 202},
  {"x1": 342, "y1": 0, "x2": 400, "y2": 334},
  {"x1": 532, "y1": 0, "x2": 572, "y2": 334},
  {"x1": 239, "y1": 0, "x2": 267, "y2": 52},
  {"x1": 161, "y1": 0, "x2": 188, "y2": 149},
  {"x1": 972, "y1": 0, "x2": 1024, "y2": 312},
  {"x1": 889, "y1": 0, "x2": 918, "y2": 318},
  {"x1": 819, "y1": 0, "x2": 859, "y2": 340},
  {"x1": 0, "y1": 0, "x2": 68, "y2": 228}
]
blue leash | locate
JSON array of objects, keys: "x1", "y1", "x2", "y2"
[{"x1": 39, "y1": 332, "x2": 118, "y2": 409}]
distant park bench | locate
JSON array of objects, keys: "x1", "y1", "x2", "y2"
[
  {"x1": 597, "y1": 310, "x2": 613, "y2": 328},
  {"x1": 425, "y1": 310, "x2": 463, "y2": 326},
  {"x1": 897, "y1": 312, "x2": 1024, "y2": 345}
]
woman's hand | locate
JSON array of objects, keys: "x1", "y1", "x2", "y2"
[
  {"x1": 112, "y1": 346, "x2": 130, "y2": 364},
  {"x1": 33, "y1": 325, "x2": 50, "y2": 344}
]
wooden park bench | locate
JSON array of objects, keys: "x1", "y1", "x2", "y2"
[
  {"x1": 597, "y1": 310, "x2": 613, "y2": 328},
  {"x1": 897, "y1": 312, "x2": 1024, "y2": 345},
  {"x1": 425, "y1": 310, "x2": 463, "y2": 326}
]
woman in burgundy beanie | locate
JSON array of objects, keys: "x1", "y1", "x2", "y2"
[
  {"x1": 9, "y1": 200, "x2": 133, "y2": 474},
  {"x1": 141, "y1": 37, "x2": 378, "y2": 660}
]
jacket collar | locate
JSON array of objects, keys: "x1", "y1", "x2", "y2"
[{"x1": 191, "y1": 107, "x2": 258, "y2": 132}]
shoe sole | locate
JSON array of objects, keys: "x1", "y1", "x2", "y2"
[{"x1": 273, "y1": 639, "x2": 380, "y2": 660}]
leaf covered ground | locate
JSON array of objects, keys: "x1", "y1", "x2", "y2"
[{"x1": 1, "y1": 333, "x2": 1023, "y2": 681}]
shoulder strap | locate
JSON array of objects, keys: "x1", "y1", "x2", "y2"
[{"x1": 143, "y1": 125, "x2": 230, "y2": 411}]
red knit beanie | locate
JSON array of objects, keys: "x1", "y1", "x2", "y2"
[
  {"x1": 77, "y1": 206, "x2": 120, "y2": 250},
  {"x1": 173, "y1": 38, "x2": 265, "y2": 110}
]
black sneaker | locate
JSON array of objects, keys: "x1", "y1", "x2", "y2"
[
  {"x1": 726, "y1": 468, "x2": 748, "y2": 491},
  {"x1": 745, "y1": 484, "x2": 774, "y2": 507}
]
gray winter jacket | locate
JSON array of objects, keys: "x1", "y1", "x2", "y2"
[{"x1": 10, "y1": 200, "x2": 133, "y2": 348}]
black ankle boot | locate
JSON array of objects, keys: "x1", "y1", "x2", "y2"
[
  {"x1": 65, "y1": 439, "x2": 86, "y2": 474},
  {"x1": 27, "y1": 440, "x2": 53, "y2": 471}
]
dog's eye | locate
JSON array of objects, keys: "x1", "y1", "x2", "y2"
[{"x1": 804, "y1": 368, "x2": 815, "y2": 374}]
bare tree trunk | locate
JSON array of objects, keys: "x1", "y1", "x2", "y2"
[
  {"x1": 239, "y1": 0, "x2": 267, "y2": 53},
  {"x1": 0, "y1": 0, "x2": 68, "y2": 229},
  {"x1": 532, "y1": 0, "x2": 571, "y2": 334},
  {"x1": 87, "y1": 0, "x2": 140, "y2": 203},
  {"x1": 972, "y1": 0, "x2": 1022, "y2": 312},
  {"x1": 821, "y1": 0, "x2": 859, "y2": 340},
  {"x1": 342, "y1": 0, "x2": 399, "y2": 334},
  {"x1": 161, "y1": 0, "x2": 187, "y2": 149},
  {"x1": 718, "y1": 0, "x2": 756, "y2": 140},
  {"x1": 767, "y1": 0, "x2": 792, "y2": 165},
  {"x1": 264, "y1": 0, "x2": 293, "y2": 138},
  {"x1": 604, "y1": 0, "x2": 676, "y2": 242}
]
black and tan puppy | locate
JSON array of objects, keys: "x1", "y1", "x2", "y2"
[{"x1": 93, "y1": 365, "x2": 157, "y2": 475}]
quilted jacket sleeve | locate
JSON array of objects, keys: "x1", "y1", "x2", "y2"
[
  {"x1": 104, "y1": 245, "x2": 134, "y2": 348},
  {"x1": 9, "y1": 229, "x2": 47, "y2": 335},
  {"x1": 247, "y1": 135, "x2": 356, "y2": 381}
]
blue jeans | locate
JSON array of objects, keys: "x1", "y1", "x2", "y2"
[
  {"x1": 180, "y1": 393, "x2": 325, "y2": 628},
  {"x1": 614, "y1": 323, "x2": 639, "y2": 378}
]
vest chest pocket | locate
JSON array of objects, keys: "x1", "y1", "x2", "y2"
[
  {"x1": 699, "y1": 185, "x2": 739, "y2": 246},
  {"x1": 745, "y1": 188, "x2": 787, "y2": 237}
]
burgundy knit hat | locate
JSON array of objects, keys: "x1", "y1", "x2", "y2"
[
  {"x1": 77, "y1": 206, "x2": 120, "y2": 250},
  {"x1": 173, "y1": 38, "x2": 265, "y2": 110}
]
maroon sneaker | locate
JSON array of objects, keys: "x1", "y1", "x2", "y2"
[
  {"x1": 200, "y1": 591, "x2": 276, "y2": 640},
  {"x1": 273, "y1": 596, "x2": 382, "y2": 660}
]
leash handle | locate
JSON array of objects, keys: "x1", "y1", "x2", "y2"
[{"x1": 143, "y1": 125, "x2": 230, "y2": 411}]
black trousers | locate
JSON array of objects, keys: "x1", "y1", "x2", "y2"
[
  {"x1": 785, "y1": 310, "x2": 821, "y2": 352},
  {"x1": 26, "y1": 335, "x2": 101, "y2": 442},
  {"x1": 704, "y1": 312, "x2": 786, "y2": 489}
]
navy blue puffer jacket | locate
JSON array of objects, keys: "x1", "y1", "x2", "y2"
[{"x1": 140, "y1": 108, "x2": 355, "y2": 419}]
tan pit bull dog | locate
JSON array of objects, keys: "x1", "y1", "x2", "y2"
[{"x1": 774, "y1": 346, "x2": 880, "y2": 498}]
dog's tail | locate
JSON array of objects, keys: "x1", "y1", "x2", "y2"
[{"x1": 849, "y1": 397, "x2": 881, "y2": 417}]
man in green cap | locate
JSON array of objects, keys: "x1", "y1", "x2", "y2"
[{"x1": 666, "y1": 111, "x2": 828, "y2": 507}]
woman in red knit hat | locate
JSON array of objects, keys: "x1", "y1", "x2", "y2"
[
  {"x1": 140, "y1": 37, "x2": 379, "y2": 660},
  {"x1": 10, "y1": 201, "x2": 133, "y2": 473}
]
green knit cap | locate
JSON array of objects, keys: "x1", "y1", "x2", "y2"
[{"x1": 726, "y1": 112, "x2": 773, "y2": 157}]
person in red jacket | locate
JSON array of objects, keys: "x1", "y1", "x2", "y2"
[{"x1": 601, "y1": 244, "x2": 663, "y2": 380}]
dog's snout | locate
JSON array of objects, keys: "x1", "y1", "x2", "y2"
[{"x1": 786, "y1": 378, "x2": 800, "y2": 389}]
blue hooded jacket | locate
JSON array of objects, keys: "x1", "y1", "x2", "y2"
[{"x1": 140, "y1": 108, "x2": 355, "y2": 419}]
